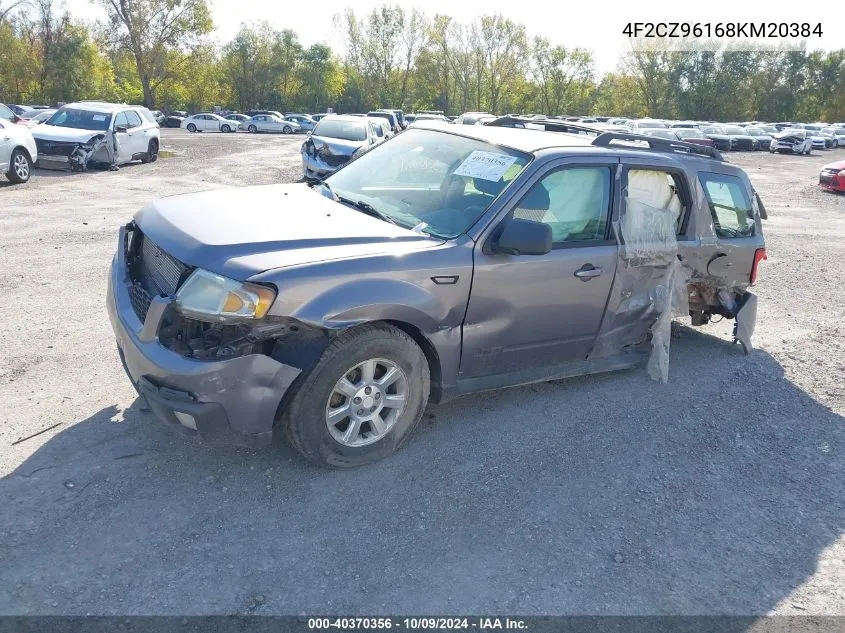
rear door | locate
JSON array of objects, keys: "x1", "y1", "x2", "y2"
[{"x1": 460, "y1": 158, "x2": 620, "y2": 378}]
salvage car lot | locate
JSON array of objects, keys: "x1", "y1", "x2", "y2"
[{"x1": 1, "y1": 128, "x2": 844, "y2": 614}]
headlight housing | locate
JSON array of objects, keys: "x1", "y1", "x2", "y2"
[{"x1": 174, "y1": 269, "x2": 275, "y2": 323}]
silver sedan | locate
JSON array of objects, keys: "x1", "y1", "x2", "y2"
[{"x1": 243, "y1": 115, "x2": 300, "y2": 134}]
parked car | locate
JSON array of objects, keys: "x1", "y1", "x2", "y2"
[
  {"x1": 150, "y1": 110, "x2": 166, "y2": 125},
  {"x1": 0, "y1": 117, "x2": 37, "y2": 183},
  {"x1": 164, "y1": 115, "x2": 185, "y2": 128},
  {"x1": 224, "y1": 113, "x2": 249, "y2": 126},
  {"x1": 367, "y1": 110, "x2": 400, "y2": 133},
  {"x1": 819, "y1": 160, "x2": 845, "y2": 192},
  {"x1": 20, "y1": 109, "x2": 57, "y2": 127},
  {"x1": 822, "y1": 127, "x2": 845, "y2": 147},
  {"x1": 244, "y1": 109, "x2": 283, "y2": 119},
  {"x1": 284, "y1": 114, "x2": 317, "y2": 132},
  {"x1": 108, "y1": 122, "x2": 766, "y2": 467},
  {"x1": 639, "y1": 128, "x2": 682, "y2": 141},
  {"x1": 388, "y1": 109, "x2": 407, "y2": 129},
  {"x1": 721, "y1": 126, "x2": 756, "y2": 151},
  {"x1": 181, "y1": 113, "x2": 238, "y2": 133},
  {"x1": 456, "y1": 112, "x2": 493, "y2": 125},
  {"x1": 770, "y1": 129, "x2": 813, "y2": 155},
  {"x1": 742, "y1": 127, "x2": 773, "y2": 150},
  {"x1": 673, "y1": 127, "x2": 714, "y2": 147},
  {"x1": 628, "y1": 119, "x2": 668, "y2": 132},
  {"x1": 699, "y1": 125, "x2": 733, "y2": 151},
  {"x1": 32, "y1": 101, "x2": 160, "y2": 170},
  {"x1": 301, "y1": 114, "x2": 382, "y2": 181},
  {"x1": 243, "y1": 114, "x2": 299, "y2": 134}
]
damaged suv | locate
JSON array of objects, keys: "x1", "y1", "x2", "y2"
[
  {"x1": 32, "y1": 102, "x2": 160, "y2": 170},
  {"x1": 108, "y1": 123, "x2": 766, "y2": 468}
]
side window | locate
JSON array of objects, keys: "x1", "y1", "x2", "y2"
[
  {"x1": 374, "y1": 123, "x2": 384, "y2": 138},
  {"x1": 125, "y1": 110, "x2": 143, "y2": 128},
  {"x1": 513, "y1": 167, "x2": 612, "y2": 244},
  {"x1": 626, "y1": 169, "x2": 687, "y2": 234},
  {"x1": 698, "y1": 172, "x2": 754, "y2": 237},
  {"x1": 114, "y1": 111, "x2": 129, "y2": 129}
]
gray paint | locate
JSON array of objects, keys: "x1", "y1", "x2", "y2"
[{"x1": 111, "y1": 125, "x2": 765, "y2": 442}]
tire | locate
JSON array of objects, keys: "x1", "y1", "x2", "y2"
[
  {"x1": 221, "y1": 124, "x2": 231, "y2": 133},
  {"x1": 6, "y1": 148, "x2": 32, "y2": 183},
  {"x1": 248, "y1": 125, "x2": 257, "y2": 133},
  {"x1": 280, "y1": 323, "x2": 430, "y2": 468},
  {"x1": 186, "y1": 123, "x2": 196, "y2": 133},
  {"x1": 283, "y1": 126, "x2": 293, "y2": 134},
  {"x1": 141, "y1": 139, "x2": 158, "y2": 163}
]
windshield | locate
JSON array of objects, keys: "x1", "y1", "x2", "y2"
[
  {"x1": 313, "y1": 119, "x2": 368, "y2": 141},
  {"x1": 744, "y1": 128, "x2": 761, "y2": 136},
  {"x1": 725, "y1": 126, "x2": 745, "y2": 135},
  {"x1": 636, "y1": 121, "x2": 667, "y2": 129},
  {"x1": 324, "y1": 128, "x2": 531, "y2": 239},
  {"x1": 678, "y1": 128, "x2": 705, "y2": 138},
  {"x1": 47, "y1": 108, "x2": 113, "y2": 131}
]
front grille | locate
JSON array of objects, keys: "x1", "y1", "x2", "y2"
[
  {"x1": 128, "y1": 281, "x2": 153, "y2": 322},
  {"x1": 34, "y1": 139, "x2": 77, "y2": 157},
  {"x1": 318, "y1": 147, "x2": 350, "y2": 167},
  {"x1": 137, "y1": 234, "x2": 189, "y2": 296},
  {"x1": 126, "y1": 229, "x2": 190, "y2": 322}
]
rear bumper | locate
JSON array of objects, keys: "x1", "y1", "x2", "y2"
[{"x1": 107, "y1": 227, "x2": 301, "y2": 447}]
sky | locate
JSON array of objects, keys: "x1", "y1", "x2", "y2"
[{"x1": 65, "y1": 0, "x2": 845, "y2": 77}]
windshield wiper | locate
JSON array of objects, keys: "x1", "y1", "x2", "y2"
[{"x1": 335, "y1": 195, "x2": 399, "y2": 226}]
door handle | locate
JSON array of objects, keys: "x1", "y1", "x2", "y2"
[{"x1": 574, "y1": 264, "x2": 603, "y2": 280}]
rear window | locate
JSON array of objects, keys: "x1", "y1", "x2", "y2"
[{"x1": 699, "y1": 173, "x2": 754, "y2": 238}]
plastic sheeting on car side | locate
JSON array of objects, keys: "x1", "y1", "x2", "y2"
[{"x1": 593, "y1": 169, "x2": 691, "y2": 383}]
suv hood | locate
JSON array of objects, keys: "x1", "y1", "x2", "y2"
[
  {"x1": 31, "y1": 125, "x2": 103, "y2": 143},
  {"x1": 134, "y1": 183, "x2": 441, "y2": 279}
]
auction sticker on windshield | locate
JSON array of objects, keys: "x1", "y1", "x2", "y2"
[{"x1": 454, "y1": 150, "x2": 517, "y2": 181}]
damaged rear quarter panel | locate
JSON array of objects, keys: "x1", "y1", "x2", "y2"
[{"x1": 248, "y1": 237, "x2": 475, "y2": 389}]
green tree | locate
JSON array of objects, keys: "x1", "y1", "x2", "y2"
[{"x1": 99, "y1": 0, "x2": 213, "y2": 107}]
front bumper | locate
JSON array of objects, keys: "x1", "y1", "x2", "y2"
[
  {"x1": 819, "y1": 172, "x2": 845, "y2": 192},
  {"x1": 107, "y1": 226, "x2": 301, "y2": 447},
  {"x1": 301, "y1": 153, "x2": 346, "y2": 180}
]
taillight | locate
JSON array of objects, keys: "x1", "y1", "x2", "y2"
[{"x1": 750, "y1": 248, "x2": 767, "y2": 285}]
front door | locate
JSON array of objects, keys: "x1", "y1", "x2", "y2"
[
  {"x1": 460, "y1": 159, "x2": 619, "y2": 378},
  {"x1": 113, "y1": 111, "x2": 134, "y2": 162}
]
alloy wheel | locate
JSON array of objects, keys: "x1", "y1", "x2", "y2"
[
  {"x1": 13, "y1": 153, "x2": 29, "y2": 181},
  {"x1": 325, "y1": 358, "x2": 408, "y2": 447}
]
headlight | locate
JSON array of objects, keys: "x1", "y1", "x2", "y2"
[
  {"x1": 174, "y1": 269, "x2": 275, "y2": 322},
  {"x1": 839, "y1": 170, "x2": 845, "y2": 177}
]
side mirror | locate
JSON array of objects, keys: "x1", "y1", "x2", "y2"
[
  {"x1": 115, "y1": 125, "x2": 128, "y2": 133},
  {"x1": 493, "y1": 218, "x2": 552, "y2": 256}
]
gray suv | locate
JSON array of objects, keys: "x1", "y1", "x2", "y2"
[{"x1": 107, "y1": 122, "x2": 766, "y2": 468}]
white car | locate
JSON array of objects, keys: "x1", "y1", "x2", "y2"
[
  {"x1": 181, "y1": 113, "x2": 237, "y2": 133},
  {"x1": 0, "y1": 117, "x2": 37, "y2": 183},
  {"x1": 770, "y1": 129, "x2": 813, "y2": 155},
  {"x1": 32, "y1": 102, "x2": 160, "y2": 169},
  {"x1": 21, "y1": 109, "x2": 57, "y2": 127},
  {"x1": 824, "y1": 127, "x2": 845, "y2": 148},
  {"x1": 243, "y1": 114, "x2": 300, "y2": 134}
]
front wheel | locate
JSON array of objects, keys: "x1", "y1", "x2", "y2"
[
  {"x1": 280, "y1": 324, "x2": 430, "y2": 468},
  {"x1": 186, "y1": 123, "x2": 196, "y2": 133},
  {"x1": 221, "y1": 124, "x2": 231, "y2": 133},
  {"x1": 283, "y1": 126, "x2": 293, "y2": 134},
  {"x1": 248, "y1": 124, "x2": 257, "y2": 133},
  {"x1": 7, "y1": 148, "x2": 32, "y2": 183}
]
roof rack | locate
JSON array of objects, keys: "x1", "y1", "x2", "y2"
[
  {"x1": 591, "y1": 131, "x2": 725, "y2": 161},
  {"x1": 484, "y1": 115, "x2": 606, "y2": 136}
]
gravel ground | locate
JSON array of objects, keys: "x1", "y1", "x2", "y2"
[{"x1": 1, "y1": 129, "x2": 843, "y2": 615}]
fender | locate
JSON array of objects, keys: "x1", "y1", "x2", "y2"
[{"x1": 285, "y1": 277, "x2": 452, "y2": 333}]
